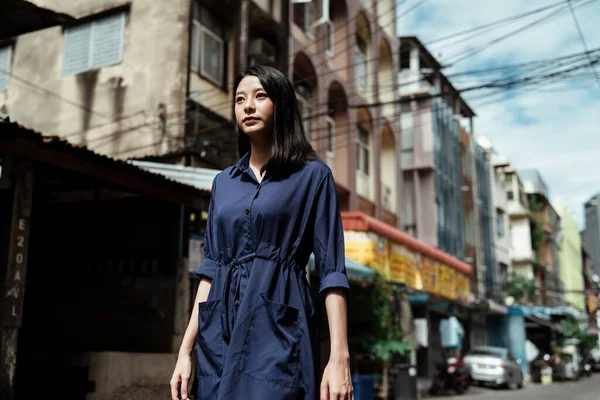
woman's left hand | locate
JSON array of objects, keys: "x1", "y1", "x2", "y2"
[{"x1": 320, "y1": 354, "x2": 354, "y2": 400}]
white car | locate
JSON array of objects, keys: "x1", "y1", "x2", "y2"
[{"x1": 464, "y1": 346, "x2": 524, "y2": 389}]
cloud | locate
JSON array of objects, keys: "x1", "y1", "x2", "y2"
[{"x1": 397, "y1": 0, "x2": 600, "y2": 228}]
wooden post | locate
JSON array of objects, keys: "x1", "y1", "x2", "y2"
[{"x1": 0, "y1": 157, "x2": 34, "y2": 400}]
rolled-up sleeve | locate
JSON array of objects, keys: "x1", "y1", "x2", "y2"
[
  {"x1": 313, "y1": 170, "x2": 350, "y2": 296},
  {"x1": 195, "y1": 176, "x2": 219, "y2": 280}
]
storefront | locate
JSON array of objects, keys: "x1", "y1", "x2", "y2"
[
  {"x1": 340, "y1": 211, "x2": 473, "y2": 378},
  {"x1": 0, "y1": 120, "x2": 210, "y2": 399}
]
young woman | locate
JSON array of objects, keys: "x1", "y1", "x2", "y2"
[{"x1": 170, "y1": 65, "x2": 353, "y2": 400}]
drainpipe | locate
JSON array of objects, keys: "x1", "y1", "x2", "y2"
[{"x1": 236, "y1": 0, "x2": 249, "y2": 75}]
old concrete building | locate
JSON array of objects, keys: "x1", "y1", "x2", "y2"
[
  {"x1": 553, "y1": 199, "x2": 585, "y2": 311},
  {"x1": 397, "y1": 36, "x2": 473, "y2": 260},
  {"x1": 477, "y1": 137, "x2": 513, "y2": 298},
  {"x1": 1, "y1": 0, "x2": 192, "y2": 160},
  {"x1": 0, "y1": 0, "x2": 289, "y2": 169},
  {"x1": 290, "y1": 0, "x2": 401, "y2": 225},
  {"x1": 519, "y1": 169, "x2": 562, "y2": 306}
]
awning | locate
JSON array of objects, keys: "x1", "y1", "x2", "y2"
[
  {"x1": 525, "y1": 314, "x2": 562, "y2": 333},
  {"x1": 341, "y1": 211, "x2": 472, "y2": 276},
  {"x1": 307, "y1": 254, "x2": 375, "y2": 283},
  {"x1": 129, "y1": 160, "x2": 220, "y2": 192}
]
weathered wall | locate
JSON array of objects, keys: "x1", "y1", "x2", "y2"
[{"x1": 1, "y1": 0, "x2": 190, "y2": 159}]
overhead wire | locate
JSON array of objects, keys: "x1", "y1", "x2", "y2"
[
  {"x1": 566, "y1": 0, "x2": 600, "y2": 89},
  {"x1": 99, "y1": 47, "x2": 600, "y2": 157},
  {"x1": 195, "y1": 0, "x2": 597, "y2": 115},
  {"x1": 440, "y1": 0, "x2": 596, "y2": 67}
]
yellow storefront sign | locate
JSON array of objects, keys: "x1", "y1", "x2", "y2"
[
  {"x1": 344, "y1": 230, "x2": 470, "y2": 303},
  {"x1": 390, "y1": 244, "x2": 422, "y2": 290},
  {"x1": 344, "y1": 231, "x2": 386, "y2": 276}
]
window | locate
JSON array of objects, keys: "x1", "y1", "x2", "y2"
[
  {"x1": 62, "y1": 12, "x2": 125, "y2": 76},
  {"x1": 325, "y1": 19, "x2": 334, "y2": 56},
  {"x1": 497, "y1": 209, "x2": 505, "y2": 237},
  {"x1": 356, "y1": 124, "x2": 370, "y2": 175},
  {"x1": 191, "y1": 4, "x2": 226, "y2": 87},
  {"x1": 293, "y1": 2, "x2": 314, "y2": 38},
  {"x1": 326, "y1": 116, "x2": 335, "y2": 154},
  {"x1": 0, "y1": 45, "x2": 10, "y2": 91},
  {"x1": 507, "y1": 190, "x2": 514, "y2": 200},
  {"x1": 355, "y1": 35, "x2": 368, "y2": 87},
  {"x1": 295, "y1": 82, "x2": 312, "y2": 139}
]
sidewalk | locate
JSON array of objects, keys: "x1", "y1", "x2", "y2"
[{"x1": 417, "y1": 377, "x2": 432, "y2": 399}]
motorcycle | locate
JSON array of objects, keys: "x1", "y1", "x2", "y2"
[
  {"x1": 429, "y1": 357, "x2": 471, "y2": 396},
  {"x1": 580, "y1": 355, "x2": 592, "y2": 378}
]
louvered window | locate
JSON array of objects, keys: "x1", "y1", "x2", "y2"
[
  {"x1": 191, "y1": 4, "x2": 226, "y2": 87},
  {"x1": 62, "y1": 12, "x2": 125, "y2": 76},
  {"x1": 0, "y1": 45, "x2": 10, "y2": 91}
]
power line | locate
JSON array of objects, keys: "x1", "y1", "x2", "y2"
[
  {"x1": 424, "y1": 0, "x2": 573, "y2": 47},
  {"x1": 441, "y1": 0, "x2": 596, "y2": 68},
  {"x1": 566, "y1": 0, "x2": 600, "y2": 89}
]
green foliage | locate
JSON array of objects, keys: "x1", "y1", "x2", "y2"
[
  {"x1": 505, "y1": 273, "x2": 537, "y2": 304},
  {"x1": 360, "y1": 274, "x2": 412, "y2": 362},
  {"x1": 560, "y1": 319, "x2": 597, "y2": 357}
]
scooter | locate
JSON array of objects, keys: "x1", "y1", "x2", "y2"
[{"x1": 429, "y1": 357, "x2": 471, "y2": 396}]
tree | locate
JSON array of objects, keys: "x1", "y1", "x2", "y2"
[
  {"x1": 504, "y1": 272, "x2": 537, "y2": 304},
  {"x1": 560, "y1": 319, "x2": 597, "y2": 358},
  {"x1": 359, "y1": 273, "x2": 412, "y2": 395}
]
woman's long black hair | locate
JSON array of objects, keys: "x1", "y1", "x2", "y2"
[{"x1": 234, "y1": 65, "x2": 317, "y2": 177}]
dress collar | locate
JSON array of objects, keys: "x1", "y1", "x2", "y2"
[{"x1": 231, "y1": 152, "x2": 251, "y2": 175}]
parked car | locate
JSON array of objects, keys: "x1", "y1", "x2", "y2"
[{"x1": 463, "y1": 346, "x2": 524, "y2": 389}]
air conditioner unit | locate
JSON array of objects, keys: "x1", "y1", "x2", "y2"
[{"x1": 248, "y1": 38, "x2": 276, "y2": 64}]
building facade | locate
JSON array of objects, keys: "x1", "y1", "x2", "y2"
[
  {"x1": 553, "y1": 200, "x2": 585, "y2": 311},
  {"x1": 519, "y1": 169, "x2": 562, "y2": 306},
  {"x1": 583, "y1": 193, "x2": 600, "y2": 277},
  {"x1": 0, "y1": 0, "x2": 289, "y2": 169},
  {"x1": 397, "y1": 36, "x2": 473, "y2": 260},
  {"x1": 290, "y1": 0, "x2": 401, "y2": 225},
  {"x1": 477, "y1": 137, "x2": 513, "y2": 299},
  {"x1": 475, "y1": 142, "x2": 496, "y2": 300}
]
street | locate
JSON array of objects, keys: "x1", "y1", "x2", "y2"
[{"x1": 430, "y1": 373, "x2": 600, "y2": 400}]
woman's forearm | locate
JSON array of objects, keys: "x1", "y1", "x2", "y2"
[
  {"x1": 324, "y1": 289, "x2": 350, "y2": 361},
  {"x1": 178, "y1": 278, "x2": 212, "y2": 356}
]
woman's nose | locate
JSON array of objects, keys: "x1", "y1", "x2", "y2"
[{"x1": 244, "y1": 99, "x2": 255, "y2": 113}]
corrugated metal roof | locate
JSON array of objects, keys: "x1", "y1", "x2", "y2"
[
  {"x1": 0, "y1": 119, "x2": 210, "y2": 207},
  {"x1": 130, "y1": 160, "x2": 221, "y2": 192}
]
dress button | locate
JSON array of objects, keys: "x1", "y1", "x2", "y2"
[{"x1": 245, "y1": 209, "x2": 250, "y2": 215}]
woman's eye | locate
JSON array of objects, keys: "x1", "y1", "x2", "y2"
[
  {"x1": 236, "y1": 97, "x2": 244, "y2": 103},
  {"x1": 256, "y1": 93, "x2": 266, "y2": 98}
]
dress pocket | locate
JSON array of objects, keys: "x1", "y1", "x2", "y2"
[
  {"x1": 196, "y1": 299, "x2": 224, "y2": 378},
  {"x1": 238, "y1": 293, "x2": 301, "y2": 388}
]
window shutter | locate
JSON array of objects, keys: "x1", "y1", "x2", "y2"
[
  {"x1": 190, "y1": 22, "x2": 199, "y2": 72},
  {"x1": 63, "y1": 23, "x2": 92, "y2": 75},
  {"x1": 92, "y1": 13, "x2": 124, "y2": 69},
  {"x1": 0, "y1": 46, "x2": 10, "y2": 91}
]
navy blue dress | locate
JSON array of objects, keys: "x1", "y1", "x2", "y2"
[{"x1": 195, "y1": 152, "x2": 350, "y2": 400}]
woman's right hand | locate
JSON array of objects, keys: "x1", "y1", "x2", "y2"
[{"x1": 170, "y1": 352, "x2": 193, "y2": 400}]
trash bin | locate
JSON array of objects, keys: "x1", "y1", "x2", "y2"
[
  {"x1": 391, "y1": 364, "x2": 418, "y2": 400},
  {"x1": 351, "y1": 374, "x2": 374, "y2": 400}
]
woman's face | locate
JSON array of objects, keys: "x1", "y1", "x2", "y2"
[{"x1": 235, "y1": 75, "x2": 274, "y2": 139}]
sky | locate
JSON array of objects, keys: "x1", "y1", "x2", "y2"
[{"x1": 396, "y1": 0, "x2": 600, "y2": 229}]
